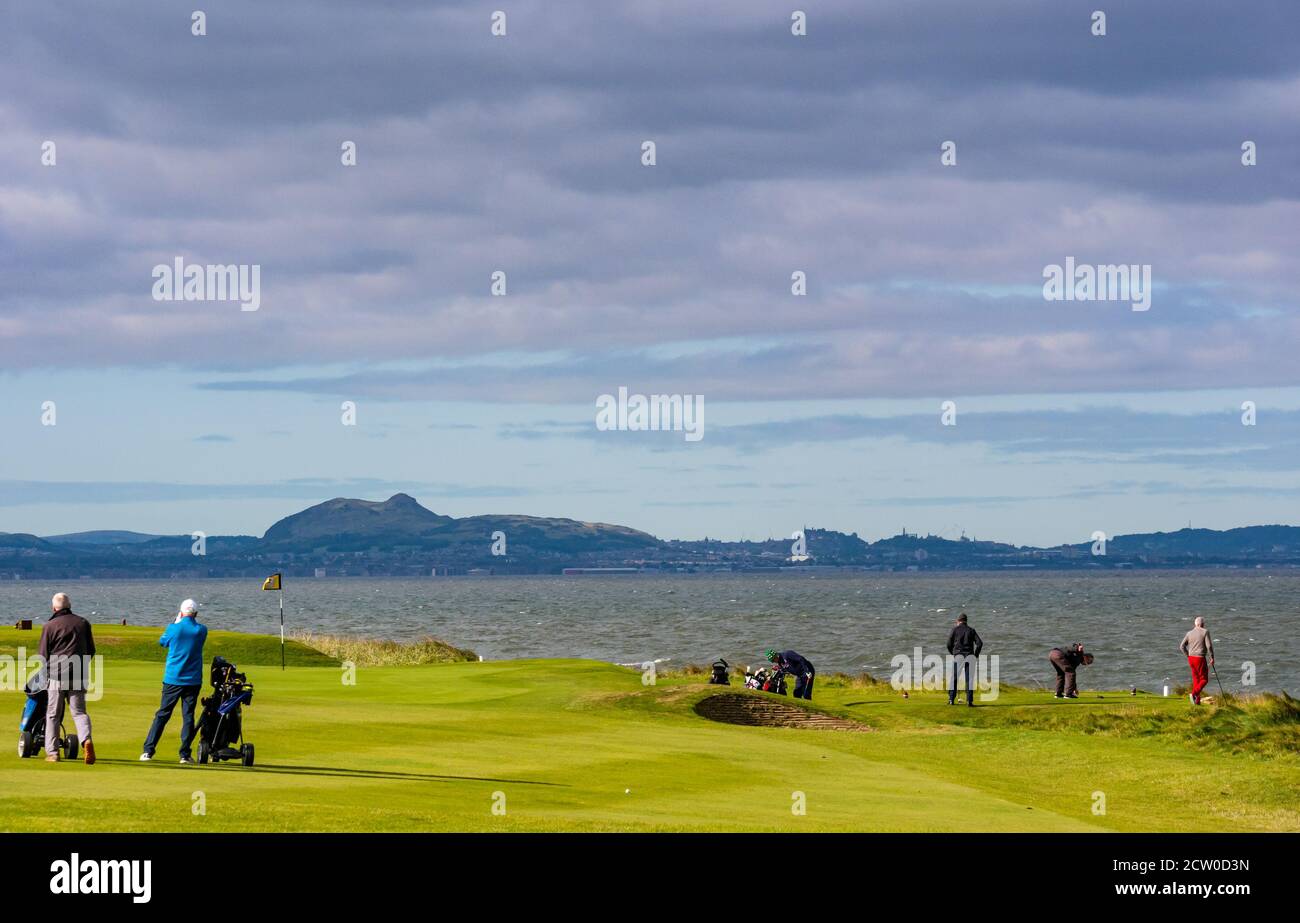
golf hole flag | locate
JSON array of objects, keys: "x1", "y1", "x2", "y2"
[{"x1": 263, "y1": 573, "x2": 285, "y2": 669}]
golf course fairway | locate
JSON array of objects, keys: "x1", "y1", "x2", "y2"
[{"x1": 2, "y1": 626, "x2": 1297, "y2": 833}]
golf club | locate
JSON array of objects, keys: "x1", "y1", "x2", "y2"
[{"x1": 1211, "y1": 662, "x2": 1226, "y2": 698}]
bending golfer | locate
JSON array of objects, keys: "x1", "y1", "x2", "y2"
[
  {"x1": 1048, "y1": 643, "x2": 1093, "y2": 699},
  {"x1": 946, "y1": 612, "x2": 983, "y2": 706},
  {"x1": 38, "y1": 593, "x2": 96, "y2": 764},
  {"x1": 1180, "y1": 616, "x2": 1215, "y2": 705},
  {"x1": 766, "y1": 648, "x2": 815, "y2": 700},
  {"x1": 141, "y1": 599, "x2": 208, "y2": 764}
]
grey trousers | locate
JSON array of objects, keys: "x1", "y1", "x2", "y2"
[
  {"x1": 46, "y1": 681, "x2": 92, "y2": 754},
  {"x1": 1049, "y1": 650, "x2": 1077, "y2": 697}
]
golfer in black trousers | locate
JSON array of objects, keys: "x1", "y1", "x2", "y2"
[{"x1": 946, "y1": 613, "x2": 983, "y2": 706}]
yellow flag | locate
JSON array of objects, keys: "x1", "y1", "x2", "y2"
[{"x1": 262, "y1": 573, "x2": 282, "y2": 591}]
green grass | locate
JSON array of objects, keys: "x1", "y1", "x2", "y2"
[{"x1": 1, "y1": 626, "x2": 1296, "y2": 832}]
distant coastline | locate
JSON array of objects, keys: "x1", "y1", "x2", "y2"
[{"x1": 5, "y1": 493, "x2": 1300, "y2": 579}]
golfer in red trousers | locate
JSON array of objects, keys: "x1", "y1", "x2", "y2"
[{"x1": 1180, "y1": 616, "x2": 1215, "y2": 705}]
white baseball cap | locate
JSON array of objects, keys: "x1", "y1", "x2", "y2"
[{"x1": 179, "y1": 599, "x2": 199, "y2": 615}]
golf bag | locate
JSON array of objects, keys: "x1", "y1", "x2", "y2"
[
  {"x1": 196, "y1": 656, "x2": 255, "y2": 766},
  {"x1": 17, "y1": 671, "x2": 79, "y2": 760},
  {"x1": 708, "y1": 659, "x2": 730, "y2": 685},
  {"x1": 743, "y1": 667, "x2": 788, "y2": 695}
]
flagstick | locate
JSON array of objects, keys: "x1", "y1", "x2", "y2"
[{"x1": 279, "y1": 588, "x2": 285, "y2": 671}]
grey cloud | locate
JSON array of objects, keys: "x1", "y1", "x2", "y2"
[
  {"x1": 3, "y1": 0, "x2": 1297, "y2": 402},
  {"x1": 480, "y1": 404, "x2": 1300, "y2": 473},
  {"x1": 706, "y1": 406, "x2": 1299, "y2": 464},
  {"x1": 855, "y1": 481, "x2": 1300, "y2": 509},
  {"x1": 0, "y1": 479, "x2": 535, "y2": 508}
]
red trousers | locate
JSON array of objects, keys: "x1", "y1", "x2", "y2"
[{"x1": 1187, "y1": 655, "x2": 1209, "y2": 702}]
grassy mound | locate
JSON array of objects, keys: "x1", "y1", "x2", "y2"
[
  {"x1": 291, "y1": 632, "x2": 478, "y2": 666},
  {"x1": 921, "y1": 688, "x2": 1300, "y2": 759},
  {"x1": 0, "y1": 624, "x2": 476, "y2": 669}
]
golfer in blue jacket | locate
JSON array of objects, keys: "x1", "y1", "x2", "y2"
[{"x1": 140, "y1": 599, "x2": 208, "y2": 763}]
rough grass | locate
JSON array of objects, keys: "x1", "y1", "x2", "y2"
[
  {"x1": 910, "y1": 688, "x2": 1300, "y2": 759},
  {"x1": 820, "y1": 672, "x2": 889, "y2": 688},
  {"x1": 1157, "y1": 692, "x2": 1300, "y2": 758},
  {"x1": 291, "y1": 632, "x2": 478, "y2": 666}
]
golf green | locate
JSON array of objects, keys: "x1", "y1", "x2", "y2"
[{"x1": 2, "y1": 626, "x2": 1296, "y2": 832}]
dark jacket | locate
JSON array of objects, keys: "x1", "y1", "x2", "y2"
[
  {"x1": 1050, "y1": 646, "x2": 1084, "y2": 668},
  {"x1": 947, "y1": 623, "x2": 983, "y2": 657},
  {"x1": 38, "y1": 609, "x2": 96, "y2": 660},
  {"x1": 777, "y1": 650, "x2": 814, "y2": 676}
]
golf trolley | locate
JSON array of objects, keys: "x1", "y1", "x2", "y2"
[
  {"x1": 18, "y1": 673, "x2": 80, "y2": 760},
  {"x1": 196, "y1": 656, "x2": 256, "y2": 767},
  {"x1": 743, "y1": 666, "x2": 788, "y2": 695}
]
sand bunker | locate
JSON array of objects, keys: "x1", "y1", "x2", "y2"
[{"x1": 695, "y1": 693, "x2": 871, "y2": 731}]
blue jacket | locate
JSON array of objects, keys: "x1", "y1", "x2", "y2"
[{"x1": 160, "y1": 617, "x2": 208, "y2": 686}]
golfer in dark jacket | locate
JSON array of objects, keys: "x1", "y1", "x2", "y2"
[
  {"x1": 38, "y1": 593, "x2": 96, "y2": 764},
  {"x1": 946, "y1": 613, "x2": 983, "y2": 706},
  {"x1": 766, "y1": 648, "x2": 815, "y2": 700},
  {"x1": 1048, "y1": 643, "x2": 1093, "y2": 698}
]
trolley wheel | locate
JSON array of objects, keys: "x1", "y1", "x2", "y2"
[
  {"x1": 19, "y1": 731, "x2": 34, "y2": 758},
  {"x1": 240, "y1": 743, "x2": 254, "y2": 767},
  {"x1": 197, "y1": 741, "x2": 210, "y2": 764},
  {"x1": 62, "y1": 734, "x2": 78, "y2": 761}
]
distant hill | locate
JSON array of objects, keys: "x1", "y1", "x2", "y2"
[
  {"x1": 1070, "y1": 525, "x2": 1300, "y2": 557},
  {"x1": 263, "y1": 493, "x2": 453, "y2": 545},
  {"x1": 443, "y1": 513, "x2": 660, "y2": 552},
  {"x1": 261, "y1": 493, "x2": 660, "y2": 552},
  {"x1": 0, "y1": 533, "x2": 55, "y2": 551},
  {"x1": 43, "y1": 530, "x2": 166, "y2": 545}
]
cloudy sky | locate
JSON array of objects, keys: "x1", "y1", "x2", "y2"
[{"x1": 2, "y1": 0, "x2": 1298, "y2": 545}]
